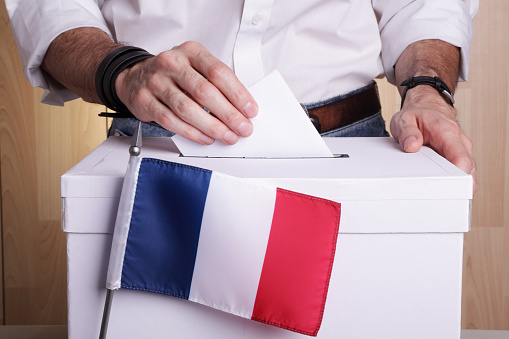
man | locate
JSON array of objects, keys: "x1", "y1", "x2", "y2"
[{"x1": 6, "y1": 1, "x2": 477, "y2": 188}]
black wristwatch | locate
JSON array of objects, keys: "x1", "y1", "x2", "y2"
[{"x1": 400, "y1": 76, "x2": 455, "y2": 108}]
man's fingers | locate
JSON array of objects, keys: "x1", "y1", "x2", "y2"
[
  {"x1": 155, "y1": 86, "x2": 245, "y2": 145},
  {"x1": 438, "y1": 130, "x2": 475, "y2": 174},
  {"x1": 175, "y1": 68, "x2": 254, "y2": 139},
  {"x1": 441, "y1": 138, "x2": 477, "y2": 192},
  {"x1": 161, "y1": 41, "x2": 258, "y2": 142},
  {"x1": 390, "y1": 112, "x2": 424, "y2": 153},
  {"x1": 142, "y1": 97, "x2": 215, "y2": 145},
  {"x1": 184, "y1": 42, "x2": 258, "y2": 118},
  {"x1": 124, "y1": 81, "x2": 218, "y2": 145}
]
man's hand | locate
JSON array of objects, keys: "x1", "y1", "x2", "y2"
[
  {"x1": 42, "y1": 29, "x2": 257, "y2": 145},
  {"x1": 115, "y1": 41, "x2": 258, "y2": 145},
  {"x1": 390, "y1": 85, "x2": 477, "y2": 191},
  {"x1": 393, "y1": 39, "x2": 477, "y2": 193}
]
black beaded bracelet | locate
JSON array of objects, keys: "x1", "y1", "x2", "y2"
[
  {"x1": 400, "y1": 76, "x2": 455, "y2": 109},
  {"x1": 95, "y1": 46, "x2": 154, "y2": 115}
]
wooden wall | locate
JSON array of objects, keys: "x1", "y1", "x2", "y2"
[
  {"x1": 459, "y1": 0, "x2": 509, "y2": 328},
  {"x1": 0, "y1": 1, "x2": 108, "y2": 324},
  {"x1": 0, "y1": 0, "x2": 508, "y2": 330}
]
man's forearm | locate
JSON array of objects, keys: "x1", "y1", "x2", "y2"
[
  {"x1": 41, "y1": 27, "x2": 121, "y2": 103},
  {"x1": 394, "y1": 39, "x2": 460, "y2": 96},
  {"x1": 390, "y1": 39, "x2": 476, "y2": 192}
]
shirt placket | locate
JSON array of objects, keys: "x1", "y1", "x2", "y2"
[{"x1": 233, "y1": 0, "x2": 274, "y2": 87}]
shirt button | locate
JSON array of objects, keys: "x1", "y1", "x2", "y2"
[{"x1": 251, "y1": 14, "x2": 262, "y2": 25}]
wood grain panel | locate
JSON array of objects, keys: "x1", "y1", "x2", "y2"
[
  {"x1": 468, "y1": 2, "x2": 508, "y2": 229},
  {"x1": 35, "y1": 99, "x2": 109, "y2": 221},
  {"x1": 463, "y1": 227, "x2": 509, "y2": 329},
  {"x1": 458, "y1": 0, "x2": 509, "y2": 330},
  {"x1": 0, "y1": 1, "x2": 108, "y2": 324},
  {"x1": 375, "y1": 78, "x2": 399, "y2": 133},
  {"x1": 0, "y1": 5, "x2": 5, "y2": 324}
]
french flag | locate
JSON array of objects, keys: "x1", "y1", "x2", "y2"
[{"x1": 107, "y1": 157, "x2": 341, "y2": 336}]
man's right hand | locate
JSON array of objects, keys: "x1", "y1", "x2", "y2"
[
  {"x1": 42, "y1": 28, "x2": 257, "y2": 145},
  {"x1": 115, "y1": 41, "x2": 258, "y2": 145}
]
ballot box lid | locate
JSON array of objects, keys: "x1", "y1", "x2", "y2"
[{"x1": 61, "y1": 137, "x2": 472, "y2": 234}]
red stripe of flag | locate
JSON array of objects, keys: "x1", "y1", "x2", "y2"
[{"x1": 251, "y1": 188, "x2": 341, "y2": 336}]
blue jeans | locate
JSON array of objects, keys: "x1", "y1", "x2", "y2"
[
  {"x1": 108, "y1": 83, "x2": 389, "y2": 138},
  {"x1": 109, "y1": 119, "x2": 176, "y2": 137},
  {"x1": 319, "y1": 111, "x2": 389, "y2": 137}
]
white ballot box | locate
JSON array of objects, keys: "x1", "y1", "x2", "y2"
[{"x1": 61, "y1": 136, "x2": 472, "y2": 339}]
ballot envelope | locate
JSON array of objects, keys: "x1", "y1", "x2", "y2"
[{"x1": 61, "y1": 136, "x2": 472, "y2": 339}]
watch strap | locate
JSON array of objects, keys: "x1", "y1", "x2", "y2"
[{"x1": 400, "y1": 76, "x2": 455, "y2": 108}]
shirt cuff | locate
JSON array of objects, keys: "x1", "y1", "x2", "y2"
[
  {"x1": 7, "y1": 0, "x2": 112, "y2": 105},
  {"x1": 377, "y1": 0, "x2": 477, "y2": 85}
]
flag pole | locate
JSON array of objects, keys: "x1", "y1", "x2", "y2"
[
  {"x1": 99, "y1": 122, "x2": 142, "y2": 339},
  {"x1": 99, "y1": 289, "x2": 114, "y2": 339}
]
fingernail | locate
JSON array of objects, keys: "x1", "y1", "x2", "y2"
[
  {"x1": 243, "y1": 102, "x2": 258, "y2": 118},
  {"x1": 237, "y1": 121, "x2": 253, "y2": 137},
  {"x1": 200, "y1": 134, "x2": 214, "y2": 145},
  {"x1": 224, "y1": 130, "x2": 239, "y2": 144},
  {"x1": 403, "y1": 136, "x2": 417, "y2": 151}
]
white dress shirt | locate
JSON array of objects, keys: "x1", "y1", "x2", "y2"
[{"x1": 6, "y1": 0, "x2": 478, "y2": 106}]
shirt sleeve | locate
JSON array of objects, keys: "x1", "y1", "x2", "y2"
[
  {"x1": 372, "y1": 0, "x2": 479, "y2": 85},
  {"x1": 5, "y1": 0, "x2": 112, "y2": 105}
]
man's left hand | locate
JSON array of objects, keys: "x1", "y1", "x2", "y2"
[{"x1": 390, "y1": 85, "x2": 477, "y2": 192}]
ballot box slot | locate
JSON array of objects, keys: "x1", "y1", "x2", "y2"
[{"x1": 178, "y1": 153, "x2": 349, "y2": 159}]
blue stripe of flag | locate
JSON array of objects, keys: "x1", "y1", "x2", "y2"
[{"x1": 121, "y1": 158, "x2": 212, "y2": 299}]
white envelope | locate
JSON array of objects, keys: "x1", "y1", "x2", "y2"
[{"x1": 172, "y1": 71, "x2": 333, "y2": 158}]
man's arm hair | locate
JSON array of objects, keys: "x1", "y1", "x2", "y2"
[
  {"x1": 41, "y1": 27, "x2": 122, "y2": 103},
  {"x1": 394, "y1": 39, "x2": 460, "y2": 96}
]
